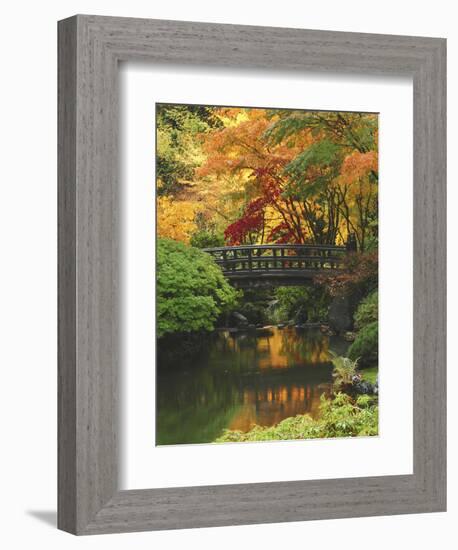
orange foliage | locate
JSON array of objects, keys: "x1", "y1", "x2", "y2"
[{"x1": 340, "y1": 151, "x2": 378, "y2": 185}]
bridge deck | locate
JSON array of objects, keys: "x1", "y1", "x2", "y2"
[{"x1": 203, "y1": 244, "x2": 347, "y2": 285}]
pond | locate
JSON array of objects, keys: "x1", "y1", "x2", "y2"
[{"x1": 156, "y1": 326, "x2": 349, "y2": 445}]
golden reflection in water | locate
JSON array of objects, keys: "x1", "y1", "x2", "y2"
[
  {"x1": 228, "y1": 382, "x2": 331, "y2": 432},
  {"x1": 222, "y1": 328, "x2": 332, "y2": 369},
  {"x1": 222, "y1": 328, "x2": 335, "y2": 431}
]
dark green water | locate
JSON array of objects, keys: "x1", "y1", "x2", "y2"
[{"x1": 156, "y1": 327, "x2": 349, "y2": 445}]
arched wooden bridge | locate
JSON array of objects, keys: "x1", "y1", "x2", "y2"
[{"x1": 203, "y1": 243, "x2": 351, "y2": 287}]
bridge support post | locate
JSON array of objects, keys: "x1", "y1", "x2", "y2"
[{"x1": 346, "y1": 233, "x2": 357, "y2": 252}]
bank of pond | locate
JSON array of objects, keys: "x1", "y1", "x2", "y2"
[{"x1": 156, "y1": 325, "x2": 378, "y2": 446}]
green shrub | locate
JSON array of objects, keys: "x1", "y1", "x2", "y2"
[
  {"x1": 354, "y1": 290, "x2": 378, "y2": 330},
  {"x1": 189, "y1": 230, "x2": 225, "y2": 249},
  {"x1": 361, "y1": 366, "x2": 378, "y2": 385},
  {"x1": 157, "y1": 238, "x2": 238, "y2": 337},
  {"x1": 273, "y1": 286, "x2": 330, "y2": 323},
  {"x1": 348, "y1": 320, "x2": 378, "y2": 367},
  {"x1": 237, "y1": 302, "x2": 269, "y2": 325},
  {"x1": 215, "y1": 392, "x2": 378, "y2": 442}
]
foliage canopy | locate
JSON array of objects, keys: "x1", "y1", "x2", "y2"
[{"x1": 156, "y1": 105, "x2": 379, "y2": 251}]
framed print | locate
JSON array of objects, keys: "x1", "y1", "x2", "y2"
[
  {"x1": 153, "y1": 103, "x2": 380, "y2": 448},
  {"x1": 122, "y1": 67, "x2": 413, "y2": 491},
  {"x1": 58, "y1": 15, "x2": 446, "y2": 534}
]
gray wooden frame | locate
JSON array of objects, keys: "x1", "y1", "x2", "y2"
[{"x1": 58, "y1": 14, "x2": 446, "y2": 535}]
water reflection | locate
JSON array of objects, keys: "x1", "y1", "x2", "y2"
[
  {"x1": 228, "y1": 382, "x2": 331, "y2": 432},
  {"x1": 156, "y1": 327, "x2": 348, "y2": 445}
]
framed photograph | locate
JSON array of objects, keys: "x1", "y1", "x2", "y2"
[{"x1": 58, "y1": 15, "x2": 446, "y2": 535}]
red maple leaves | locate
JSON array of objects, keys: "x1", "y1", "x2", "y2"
[{"x1": 224, "y1": 197, "x2": 266, "y2": 245}]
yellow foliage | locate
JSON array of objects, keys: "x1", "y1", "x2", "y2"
[{"x1": 156, "y1": 196, "x2": 201, "y2": 243}]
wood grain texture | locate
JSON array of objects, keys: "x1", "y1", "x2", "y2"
[
  {"x1": 57, "y1": 14, "x2": 446, "y2": 535},
  {"x1": 57, "y1": 16, "x2": 77, "y2": 533}
]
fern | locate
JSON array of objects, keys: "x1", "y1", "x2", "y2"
[{"x1": 330, "y1": 353, "x2": 359, "y2": 388}]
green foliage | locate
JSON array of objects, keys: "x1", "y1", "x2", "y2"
[
  {"x1": 363, "y1": 219, "x2": 379, "y2": 252},
  {"x1": 361, "y1": 366, "x2": 378, "y2": 385},
  {"x1": 236, "y1": 302, "x2": 268, "y2": 325},
  {"x1": 232, "y1": 287, "x2": 275, "y2": 325},
  {"x1": 355, "y1": 394, "x2": 373, "y2": 409},
  {"x1": 156, "y1": 104, "x2": 223, "y2": 196},
  {"x1": 189, "y1": 229, "x2": 225, "y2": 249},
  {"x1": 157, "y1": 238, "x2": 238, "y2": 337},
  {"x1": 157, "y1": 104, "x2": 222, "y2": 131},
  {"x1": 354, "y1": 290, "x2": 378, "y2": 330},
  {"x1": 264, "y1": 112, "x2": 319, "y2": 144},
  {"x1": 265, "y1": 110, "x2": 378, "y2": 154},
  {"x1": 331, "y1": 354, "x2": 358, "y2": 389},
  {"x1": 348, "y1": 320, "x2": 378, "y2": 367},
  {"x1": 284, "y1": 139, "x2": 341, "y2": 185},
  {"x1": 273, "y1": 286, "x2": 330, "y2": 323},
  {"x1": 215, "y1": 392, "x2": 378, "y2": 442}
]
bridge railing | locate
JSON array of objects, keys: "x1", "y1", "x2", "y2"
[{"x1": 203, "y1": 244, "x2": 347, "y2": 275}]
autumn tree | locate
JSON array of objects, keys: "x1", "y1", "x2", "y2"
[
  {"x1": 265, "y1": 110, "x2": 378, "y2": 250},
  {"x1": 156, "y1": 105, "x2": 378, "y2": 252},
  {"x1": 156, "y1": 104, "x2": 226, "y2": 243},
  {"x1": 197, "y1": 108, "x2": 315, "y2": 245},
  {"x1": 196, "y1": 108, "x2": 378, "y2": 250}
]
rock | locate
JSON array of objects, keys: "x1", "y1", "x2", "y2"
[
  {"x1": 231, "y1": 311, "x2": 249, "y2": 327},
  {"x1": 328, "y1": 295, "x2": 355, "y2": 333},
  {"x1": 248, "y1": 324, "x2": 256, "y2": 329},
  {"x1": 277, "y1": 323, "x2": 286, "y2": 329},
  {"x1": 344, "y1": 331, "x2": 356, "y2": 342},
  {"x1": 351, "y1": 374, "x2": 362, "y2": 385},
  {"x1": 319, "y1": 323, "x2": 336, "y2": 336},
  {"x1": 294, "y1": 306, "x2": 308, "y2": 324},
  {"x1": 352, "y1": 379, "x2": 375, "y2": 394}
]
